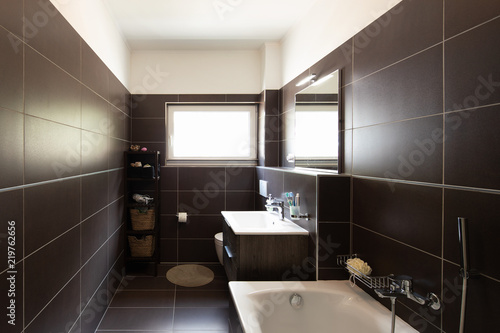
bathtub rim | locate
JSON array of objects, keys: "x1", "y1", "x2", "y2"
[{"x1": 229, "y1": 280, "x2": 419, "y2": 333}]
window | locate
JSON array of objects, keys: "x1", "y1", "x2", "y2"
[{"x1": 166, "y1": 104, "x2": 257, "y2": 164}]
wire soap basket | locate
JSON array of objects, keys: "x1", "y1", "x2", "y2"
[{"x1": 337, "y1": 254, "x2": 393, "y2": 289}]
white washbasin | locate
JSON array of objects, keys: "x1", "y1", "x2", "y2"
[{"x1": 221, "y1": 211, "x2": 308, "y2": 235}]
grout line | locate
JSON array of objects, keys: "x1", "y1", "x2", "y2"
[
  {"x1": 0, "y1": 168, "x2": 124, "y2": 193},
  {"x1": 351, "y1": 175, "x2": 500, "y2": 195},
  {"x1": 352, "y1": 224, "x2": 442, "y2": 261}
]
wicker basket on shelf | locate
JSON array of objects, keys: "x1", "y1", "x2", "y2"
[
  {"x1": 129, "y1": 207, "x2": 155, "y2": 230},
  {"x1": 128, "y1": 235, "x2": 155, "y2": 257}
]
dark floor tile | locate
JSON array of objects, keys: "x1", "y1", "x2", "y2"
[
  {"x1": 98, "y1": 308, "x2": 174, "y2": 331},
  {"x1": 176, "y1": 279, "x2": 229, "y2": 292},
  {"x1": 175, "y1": 290, "x2": 229, "y2": 308},
  {"x1": 173, "y1": 308, "x2": 228, "y2": 331},
  {"x1": 117, "y1": 276, "x2": 176, "y2": 291},
  {"x1": 109, "y1": 290, "x2": 175, "y2": 307}
]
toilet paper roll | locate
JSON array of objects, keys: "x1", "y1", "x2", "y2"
[{"x1": 178, "y1": 212, "x2": 188, "y2": 223}]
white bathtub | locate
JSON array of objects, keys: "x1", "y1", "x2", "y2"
[{"x1": 229, "y1": 280, "x2": 418, "y2": 333}]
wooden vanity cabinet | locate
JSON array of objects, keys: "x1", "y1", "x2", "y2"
[{"x1": 223, "y1": 220, "x2": 308, "y2": 281}]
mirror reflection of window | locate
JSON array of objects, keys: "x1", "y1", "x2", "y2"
[
  {"x1": 295, "y1": 104, "x2": 338, "y2": 159},
  {"x1": 294, "y1": 70, "x2": 340, "y2": 170}
]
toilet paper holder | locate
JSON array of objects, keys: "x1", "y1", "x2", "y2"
[{"x1": 177, "y1": 212, "x2": 188, "y2": 223}]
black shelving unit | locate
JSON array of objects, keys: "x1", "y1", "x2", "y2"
[{"x1": 124, "y1": 151, "x2": 160, "y2": 275}]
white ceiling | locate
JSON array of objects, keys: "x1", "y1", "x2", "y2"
[{"x1": 103, "y1": 0, "x2": 320, "y2": 50}]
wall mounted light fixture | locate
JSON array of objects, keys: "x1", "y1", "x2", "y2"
[
  {"x1": 311, "y1": 73, "x2": 334, "y2": 86},
  {"x1": 295, "y1": 74, "x2": 316, "y2": 87}
]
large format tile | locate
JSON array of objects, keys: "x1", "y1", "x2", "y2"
[
  {"x1": 353, "y1": 0, "x2": 443, "y2": 80},
  {"x1": 173, "y1": 308, "x2": 228, "y2": 331},
  {"x1": 442, "y1": 261, "x2": 500, "y2": 333},
  {"x1": 82, "y1": 173, "x2": 109, "y2": 220},
  {"x1": 132, "y1": 94, "x2": 178, "y2": 118},
  {"x1": 178, "y1": 190, "x2": 225, "y2": 215},
  {"x1": 98, "y1": 308, "x2": 174, "y2": 331},
  {"x1": 445, "y1": 0, "x2": 500, "y2": 38},
  {"x1": 81, "y1": 86, "x2": 109, "y2": 133},
  {"x1": 179, "y1": 167, "x2": 226, "y2": 190},
  {"x1": 0, "y1": 0, "x2": 23, "y2": 38},
  {"x1": 25, "y1": 116, "x2": 81, "y2": 183},
  {"x1": 445, "y1": 17, "x2": 500, "y2": 112},
  {"x1": 178, "y1": 215, "x2": 224, "y2": 238},
  {"x1": 353, "y1": 225, "x2": 442, "y2": 326},
  {"x1": 352, "y1": 115, "x2": 443, "y2": 184},
  {"x1": 353, "y1": 178, "x2": 442, "y2": 256},
  {"x1": 131, "y1": 118, "x2": 166, "y2": 142},
  {"x1": 25, "y1": 47, "x2": 81, "y2": 127},
  {"x1": 0, "y1": 109, "x2": 23, "y2": 188},
  {"x1": 24, "y1": 274, "x2": 80, "y2": 333},
  {"x1": 109, "y1": 290, "x2": 175, "y2": 307},
  {"x1": 0, "y1": 190, "x2": 23, "y2": 273},
  {"x1": 444, "y1": 106, "x2": 500, "y2": 190},
  {"x1": 353, "y1": 45, "x2": 442, "y2": 128},
  {"x1": 443, "y1": 188, "x2": 500, "y2": 280},
  {"x1": 24, "y1": 227, "x2": 80, "y2": 324},
  {"x1": 0, "y1": 262, "x2": 23, "y2": 333},
  {"x1": 24, "y1": 178, "x2": 80, "y2": 255},
  {"x1": 82, "y1": 130, "x2": 109, "y2": 174},
  {"x1": 81, "y1": 246, "x2": 109, "y2": 314},
  {"x1": 81, "y1": 208, "x2": 108, "y2": 263},
  {"x1": 0, "y1": 29, "x2": 23, "y2": 112},
  {"x1": 24, "y1": 0, "x2": 81, "y2": 78},
  {"x1": 82, "y1": 42, "x2": 109, "y2": 100}
]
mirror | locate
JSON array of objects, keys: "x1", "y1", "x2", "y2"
[{"x1": 292, "y1": 70, "x2": 339, "y2": 170}]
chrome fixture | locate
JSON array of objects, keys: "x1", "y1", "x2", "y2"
[
  {"x1": 337, "y1": 255, "x2": 441, "y2": 310},
  {"x1": 295, "y1": 73, "x2": 316, "y2": 86},
  {"x1": 265, "y1": 194, "x2": 284, "y2": 220},
  {"x1": 374, "y1": 276, "x2": 441, "y2": 310},
  {"x1": 289, "y1": 293, "x2": 303, "y2": 310}
]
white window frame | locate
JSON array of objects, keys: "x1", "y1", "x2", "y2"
[{"x1": 165, "y1": 103, "x2": 258, "y2": 166}]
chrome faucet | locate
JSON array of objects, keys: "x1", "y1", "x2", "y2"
[
  {"x1": 374, "y1": 275, "x2": 440, "y2": 310},
  {"x1": 265, "y1": 194, "x2": 284, "y2": 220}
]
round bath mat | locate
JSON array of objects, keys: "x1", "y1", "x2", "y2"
[{"x1": 166, "y1": 264, "x2": 214, "y2": 287}]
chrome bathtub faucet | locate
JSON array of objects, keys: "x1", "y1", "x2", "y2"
[{"x1": 374, "y1": 275, "x2": 441, "y2": 310}]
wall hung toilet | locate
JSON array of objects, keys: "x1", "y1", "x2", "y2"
[{"x1": 214, "y1": 232, "x2": 223, "y2": 265}]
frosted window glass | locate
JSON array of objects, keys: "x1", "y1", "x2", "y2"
[{"x1": 167, "y1": 105, "x2": 256, "y2": 160}]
